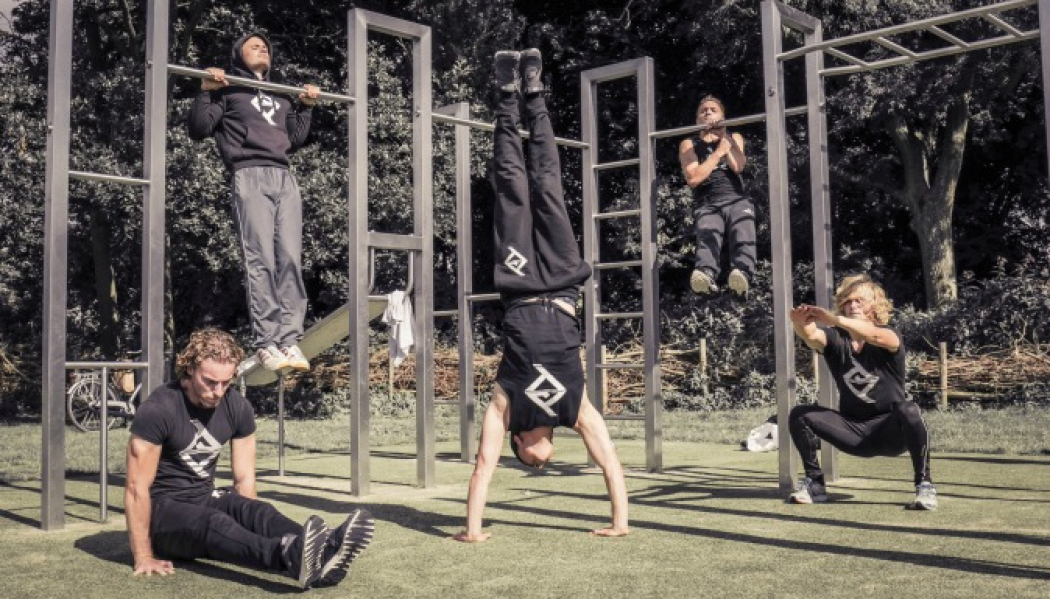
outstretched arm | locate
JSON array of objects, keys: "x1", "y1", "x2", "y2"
[
  {"x1": 187, "y1": 67, "x2": 226, "y2": 141},
  {"x1": 452, "y1": 386, "x2": 510, "y2": 543},
  {"x1": 574, "y1": 398, "x2": 629, "y2": 537},
  {"x1": 801, "y1": 304, "x2": 900, "y2": 352},
  {"x1": 790, "y1": 305, "x2": 828, "y2": 351},
  {"x1": 125, "y1": 435, "x2": 174, "y2": 576}
]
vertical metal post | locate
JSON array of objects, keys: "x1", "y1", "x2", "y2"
[
  {"x1": 99, "y1": 367, "x2": 109, "y2": 522},
  {"x1": 579, "y1": 71, "x2": 602, "y2": 439},
  {"x1": 637, "y1": 57, "x2": 662, "y2": 472},
  {"x1": 143, "y1": 0, "x2": 170, "y2": 391},
  {"x1": 412, "y1": 24, "x2": 436, "y2": 489},
  {"x1": 347, "y1": 9, "x2": 371, "y2": 496},
  {"x1": 804, "y1": 16, "x2": 838, "y2": 482},
  {"x1": 278, "y1": 374, "x2": 286, "y2": 476},
  {"x1": 1040, "y1": 0, "x2": 1050, "y2": 182},
  {"x1": 42, "y1": 0, "x2": 74, "y2": 531},
  {"x1": 761, "y1": 0, "x2": 799, "y2": 492},
  {"x1": 438, "y1": 102, "x2": 476, "y2": 463},
  {"x1": 939, "y1": 342, "x2": 949, "y2": 410}
]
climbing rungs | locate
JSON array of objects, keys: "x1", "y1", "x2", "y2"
[
  {"x1": 596, "y1": 362, "x2": 645, "y2": 370},
  {"x1": 433, "y1": 309, "x2": 457, "y2": 318},
  {"x1": 594, "y1": 209, "x2": 641, "y2": 220},
  {"x1": 367, "y1": 232, "x2": 423, "y2": 251},
  {"x1": 69, "y1": 171, "x2": 149, "y2": 186},
  {"x1": 593, "y1": 157, "x2": 640, "y2": 171},
  {"x1": 466, "y1": 293, "x2": 500, "y2": 303},
  {"x1": 595, "y1": 260, "x2": 642, "y2": 270},
  {"x1": 596, "y1": 311, "x2": 643, "y2": 320},
  {"x1": 604, "y1": 414, "x2": 645, "y2": 421}
]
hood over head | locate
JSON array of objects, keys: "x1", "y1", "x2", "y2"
[{"x1": 229, "y1": 31, "x2": 273, "y2": 80}]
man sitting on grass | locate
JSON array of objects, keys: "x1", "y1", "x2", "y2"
[
  {"x1": 452, "y1": 49, "x2": 629, "y2": 543},
  {"x1": 788, "y1": 274, "x2": 937, "y2": 510},
  {"x1": 124, "y1": 328, "x2": 374, "y2": 589}
]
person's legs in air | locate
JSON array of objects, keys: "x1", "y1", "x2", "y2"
[
  {"x1": 723, "y1": 196, "x2": 756, "y2": 297},
  {"x1": 691, "y1": 203, "x2": 725, "y2": 295}
]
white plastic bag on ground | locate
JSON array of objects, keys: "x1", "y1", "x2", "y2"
[{"x1": 746, "y1": 421, "x2": 778, "y2": 452}]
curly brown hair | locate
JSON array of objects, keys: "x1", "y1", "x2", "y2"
[
  {"x1": 833, "y1": 274, "x2": 893, "y2": 325},
  {"x1": 175, "y1": 329, "x2": 245, "y2": 379}
]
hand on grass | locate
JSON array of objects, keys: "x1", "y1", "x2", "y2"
[
  {"x1": 132, "y1": 557, "x2": 174, "y2": 577},
  {"x1": 452, "y1": 530, "x2": 492, "y2": 543},
  {"x1": 591, "y1": 526, "x2": 629, "y2": 537}
]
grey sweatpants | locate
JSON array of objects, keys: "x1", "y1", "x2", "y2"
[{"x1": 232, "y1": 166, "x2": 307, "y2": 349}]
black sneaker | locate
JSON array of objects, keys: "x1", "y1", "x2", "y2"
[
  {"x1": 282, "y1": 515, "x2": 328, "y2": 589},
  {"x1": 317, "y1": 509, "x2": 375, "y2": 586},
  {"x1": 520, "y1": 48, "x2": 543, "y2": 94},
  {"x1": 494, "y1": 50, "x2": 521, "y2": 93}
]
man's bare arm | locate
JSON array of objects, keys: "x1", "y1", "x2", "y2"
[
  {"x1": 125, "y1": 435, "x2": 174, "y2": 576},
  {"x1": 230, "y1": 434, "x2": 258, "y2": 499},
  {"x1": 452, "y1": 386, "x2": 510, "y2": 543},
  {"x1": 574, "y1": 398, "x2": 629, "y2": 537}
]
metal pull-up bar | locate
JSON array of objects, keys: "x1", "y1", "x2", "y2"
[{"x1": 166, "y1": 64, "x2": 357, "y2": 104}]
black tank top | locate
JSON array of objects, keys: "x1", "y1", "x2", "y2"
[{"x1": 689, "y1": 134, "x2": 745, "y2": 204}]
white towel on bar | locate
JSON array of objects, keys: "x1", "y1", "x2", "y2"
[{"x1": 382, "y1": 290, "x2": 415, "y2": 367}]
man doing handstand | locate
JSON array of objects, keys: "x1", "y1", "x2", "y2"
[{"x1": 452, "y1": 49, "x2": 629, "y2": 543}]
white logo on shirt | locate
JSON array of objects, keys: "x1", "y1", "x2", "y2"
[
  {"x1": 251, "y1": 92, "x2": 280, "y2": 126},
  {"x1": 179, "y1": 419, "x2": 224, "y2": 478},
  {"x1": 843, "y1": 356, "x2": 878, "y2": 403},
  {"x1": 524, "y1": 364, "x2": 566, "y2": 417},
  {"x1": 504, "y1": 246, "x2": 528, "y2": 277}
]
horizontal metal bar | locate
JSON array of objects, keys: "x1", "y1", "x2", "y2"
[
  {"x1": 595, "y1": 209, "x2": 641, "y2": 220},
  {"x1": 983, "y1": 13, "x2": 1025, "y2": 37},
  {"x1": 594, "y1": 158, "x2": 641, "y2": 171},
  {"x1": 580, "y1": 57, "x2": 650, "y2": 84},
  {"x1": 367, "y1": 232, "x2": 423, "y2": 251},
  {"x1": 928, "y1": 25, "x2": 971, "y2": 49},
  {"x1": 433, "y1": 398, "x2": 460, "y2": 406},
  {"x1": 650, "y1": 106, "x2": 808, "y2": 140},
  {"x1": 821, "y1": 30, "x2": 1038, "y2": 77},
  {"x1": 167, "y1": 64, "x2": 356, "y2": 104},
  {"x1": 466, "y1": 293, "x2": 501, "y2": 303},
  {"x1": 825, "y1": 47, "x2": 869, "y2": 68},
  {"x1": 66, "y1": 361, "x2": 149, "y2": 370},
  {"x1": 596, "y1": 362, "x2": 645, "y2": 370},
  {"x1": 433, "y1": 309, "x2": 458, "y2": 318},
  {"x1": 777, "y1": 0, "x2": 1036, "y2": 62},
  {"x1": 432, "y1": 112, "x2": 589, "y2": 149},
  {"x1": 604, "y1": 414, "x2": 645, "y2": 421},
  {"x1": 873, "y1": 36, "x2": 917, "y2": 59},
  {"x1": 595, "y1": 260, "x2": 643, "y2": 270},
  {"x1": 596, "y1": 311, "x2": 643, "y2": 320},
  {"x1": 69, "y1": 171, "x2": 150, "y2": 186}
]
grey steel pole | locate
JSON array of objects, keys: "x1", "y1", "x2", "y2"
[
  {"x1": 804, "y1": 16, "x2": 839, "y2": 482},
  {"x1": 99, "y1": 366, "x2": 109, "y2": 523},
  {"x1": 1040, "y1": 0, "x2": 1050, "y2": 182},
  {"x1": 278, "y1": 374, "x2": 286, "y2": 477},
  {"x1": 42, "y1": 0, "x2": 74, "y2": 531},
  {"x1": 761, "y1": 0, "x2": 799, "y2": 492},
  {"x1": 143, "y1": 0, "x2": 170, "y2": 392},
  {"x1": 637, "y1": 58, "x2": 663, "y2": 472},
  {"x1": 348, "y1": 9, "x2": 371, "y2": 497},
  {"x1": 579, "y1": 71, "x2": 601, "y2": 452},
  {"x1": 412, "y1": 22, "x2": 436, "y2": 489}
]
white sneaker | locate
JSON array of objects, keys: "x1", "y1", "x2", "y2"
[
  {"x1": 282, "y1": 345, "x2": 311, "y2": 372},
  {"x1": 690, "y1": 269, "x2": 717, "y2": 295},
  {"x1": 257, "y1": 345, "x2": 290, "y2": 372},
  {"x1": 727, "y1": 269, "x2": 749, "y2": 297}
]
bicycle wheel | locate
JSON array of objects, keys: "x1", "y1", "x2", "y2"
[{"x1": 67, "y1": 376, "x2": 121, "y2": 432}]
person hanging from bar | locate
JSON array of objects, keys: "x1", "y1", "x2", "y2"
[
  {"x1": 452, "y1": 49, "x2": 629, "y2": 543},
  {"x1": 124, "y1": 329, "x2": 374, "y2": 588},
  {"x1": 788, "y1": 274, "x2": 937, "y2": 510},
  {"x1": 678, "y1": 96, "x2": 756, "y2": 297},
  {"x1": 188, "y1": 32, "x2": 319, "y2": 374}
]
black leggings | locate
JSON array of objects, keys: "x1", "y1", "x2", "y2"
[
  {"x1": 492, "y1": 92, "x2": 591, "y2": 296},
  {"x1": 789, "y1": 402, "x2": 932, "y2": 486},
  {"x1": 150, "y1": 489, "x2": 302, "y2": 572}
]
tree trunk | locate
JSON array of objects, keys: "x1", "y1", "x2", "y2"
[{"x1": 89, "y1": 205, "x2": 120, "y2": 358}]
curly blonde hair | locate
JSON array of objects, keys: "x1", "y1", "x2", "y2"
[
  {"x1": 175, "y1": 329, "x2": 245, "y2": 379},
  {"x1": 833, "y1": 274, "x2": 893, "y2": 325}
]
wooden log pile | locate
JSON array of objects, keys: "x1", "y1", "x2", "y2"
[{"x1": 912, "y1": 344, "x2": 1050, "y2": 396}]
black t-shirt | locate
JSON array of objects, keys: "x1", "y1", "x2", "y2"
[
  {"x1": 819, "y1": 326, "x2": 907, "y2": 419},
  {"x1": 130, "y1": 381, "x2": 256, "y2": 504},
  {"x1": 689, "y1": 134, "x2": 746, "y2": 204}
]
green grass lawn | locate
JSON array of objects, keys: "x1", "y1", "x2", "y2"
[{"x1": 0, "y1": 407, "x2": 1048, "y2": 598}]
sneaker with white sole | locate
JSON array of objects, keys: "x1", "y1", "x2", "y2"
[
  {"x1": 690, "y1": 269, "x2": 717, "y2": 295},
  {"x1": 788, "y1": 477, "x2": 828, "y2": 504},
  {"x1": 727, "y1": 268, "x2": 749, "y2": 296},
  {"x1": 911, "y1": 481, "x2": 938, "y2": 510},
  {"x1": 317, "y1": 509, "x2": 375, "y2": 586},
  {"x1": 257, "y1": 345, "x2": 290, "y2": 372},
  {"x1": 520, "y1": 48, "x2": 543, "y2": 94},
  {"x1": 281, "y1": 515, "x2": 328, "y2": 589},
  {"x1": 494, "y1": 50, "x2": 521, "y2": 93},
  {"x1": 282, "y1": 345, "x2": 311, "y2": 372}
]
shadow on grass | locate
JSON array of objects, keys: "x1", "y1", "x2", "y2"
[
  {"x1": 73, "y1": 530, "x2": 301, "y2": 594},
  {"x1": 462, "y1": 491, "x2": 1050, "y2": 580}
]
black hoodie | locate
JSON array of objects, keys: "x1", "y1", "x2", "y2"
[{"x1": 187, "y1": 31, "x2": 313, "y2": 172}]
